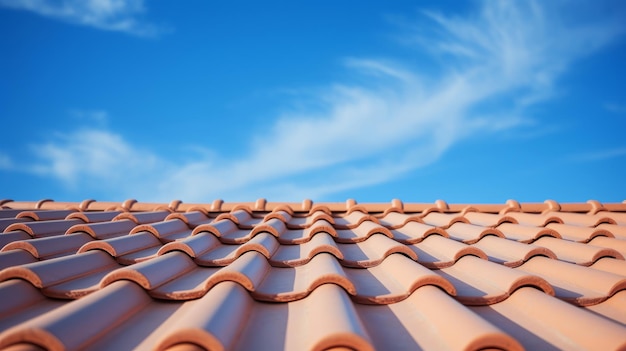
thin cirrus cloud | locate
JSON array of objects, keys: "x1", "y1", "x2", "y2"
[
  {"x1": 0, "y1": 0, "x2": 162, "y2": 36},
  {"x1": 11, "y1": 0, "x2": 626, "y2": 202}
]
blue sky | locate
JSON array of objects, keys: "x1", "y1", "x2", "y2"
[{"x1": 1, "y1": 0, "x2": 625, "y2": 204}]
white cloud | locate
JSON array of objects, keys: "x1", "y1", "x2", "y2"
[
  {"x1": 0, "y1": 0, "x2": 162, "y2": 36},
  {"x1": 10, "y1": 0, "x2": 626, "y2": 202}
]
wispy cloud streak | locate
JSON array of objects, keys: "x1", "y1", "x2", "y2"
[
  {"x1": 0, "y1": 0, "x2": 162, "y2": 36},
  {"x1": 8, "y1": 0, "x2": 626, "y2": 201}
]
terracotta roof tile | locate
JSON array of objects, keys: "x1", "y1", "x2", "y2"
[{"x1": 0, "y1": 199, "x2": 625, "y2": 350}]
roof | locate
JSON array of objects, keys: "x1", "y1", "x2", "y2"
[{"x1": 0, "y1": 198, "x2": 625, "y2": 350}]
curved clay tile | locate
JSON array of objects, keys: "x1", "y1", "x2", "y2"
[
  {"x1": 157, "y1": 232, "x2": 221, "y2": 258},
  {"x1": 472, "y1": 235, "x2": 557, "y2": 267},
  {"x1": 336, "y1": 234, "x2": 417, "y2": 268},
  {"x1": 517, "y1": 256, "x2": 626, "y2": 306},
  {"x1": 360, "y1": 285, "x2": 523, "y2": 351},
  {"x1": 164, "y1": 211, "x2": 211, "y2": 228},
  {"x1": 546, "y1": 223, "x2": 613, "y2": 243},
  {"x1": 533, "y1": 236, "x2": 624, "y2": 266},
  {"x1": 100, "y1": 251, "x2": 197, "y2": 291},
  {"x1": 153, "y1": 282, "x2": 253, "y2": 351},
  {"x1": 421, "y1": 212, "x2": 468, "y2": 228},
  {"x1": 446, "y1": 222, "x2": 504, "y2": 244},
  {"x1": 262, "y1": 210, "x2": 292, "y2": 224},
  {"x1": 2, "y1": 233, "x2": 92, "y2": 260},
  {"x1": 505, "y1": 212, "x2": 563, "y2": 227},
  {"x1": 5, "y1": 219, "x2": 83, "y2": 238},
  {"x1": 276, "y1": 219, "x2": 336, "y2": 244},
  {"x1": 270, "y1": 232, "x2": 343, "y2": 267},
  {"x1": 191, "y1": 219, "x2": 238, "y2": 238},
  {"x1": 585, "y1": 290, "x2": 626, "y2": 325},
  {"x1": 151, "y1": 251, "x2": 271, "y2": 299},
  {"x1": 345, "y1": 205, "x2": 369, "y2": 216},
  {"x1": 0, "y1": 230, "x2": 31, "y2": 250},
  {"x1": 285, "y1": 211, "x2": 334, "y2": 229},
  {"x1": 390, "y1": 222, "x2": 446, "y2": 244},
  {"x1": 249, "y1": 218, "x2": 286, "y2": 238},
  {"x1": 596, "y1": 211, "x2": 626, "y2": 226},
  {"x1": 130, "y1": 219, "x2": 192, "y2": 242},
  {"x1": 408, "y1": 234, "x2": 487, "y2": 269},
  {"x1": 596, "y1": 223, "x2": 626, "y2": 240},
  {"x1": 496, "y1": 223, "x2": 561, "y2": 243},
  {"x1": 335, "y1": 221, "x2": 392, "y2": 243},
  {"x1": 0, "y1": 281, "x2": 152, "y2": 351},
  {"x1": 436, "y1": 256, "x2": 554, "y2": 306},
  {"x1": 67, "y1": 219, "x2": 136, "y2": 240},
  {"x1": 78, "y1": 232, "x2": 162, "y2": 261},
  {"x1": 0, "y1": 249, "x2": 37, "y2": 271},
  {"x1": 113, "y1": 211, "x2": 170, "y2": 225},
  {"x1": 15, "y1": 210, "x2": 76, "y2": 221},
  {"x1": 194, "y1": 233, "x2": 279, "y2": 267},
  {"x1": 550, "y1": 212, "x2": 616, "y2": 227},
  {"x1": 588, "y1": 236, "x2": 626, "y2": 258},
  {"x1": 590, "y1": 257, "x2": 626, "y2": 277},
  {"x1": 463, "y1": 212, "x2": 518, "y2": 227},
  {"x1": 472, "y1": 287, "x2": 626, "y2": 350},
  {"x1": 253, "y1": 253, "x2": 356, "y2": 302},
  {"x1": 0, "y1": 251, "x2": 118, "y2": 290},
  {"x1": 307, "y1": 204, "x2": 332, "y2": 216},
  {"x1": 65, "y1": 211, "x2": 121, "y2": 223},
  {"x1": 333, "y1": 211, "x2": 380, "y2": 230},
  {"x1": 345, "y1": 253, "x2": 456, "y2": 304},
  {"x1": 377, "y1": 212, "x2": 423, "y2": 229}
]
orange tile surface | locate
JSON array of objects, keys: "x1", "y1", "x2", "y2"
[{"x1": 0, "y1": 199, "x2": 625, "y2": 350}]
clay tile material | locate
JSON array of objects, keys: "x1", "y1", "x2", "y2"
[
  {"x1": 505, "y1": 212, "x2": 563, "y2": 227},
  {"x1": 0, "y1": 281, "x2": 151, "y2": 351},
  {"x1": 270, "y1": 232, "x2": 343, "y2": 267},
  {"x1": 158, "y1": 232, "x2": 221, "y2": 258},
  {"x1": 421, "y1": 212, "x2": 468, "y2": 228},
  {"x1": 335, "y1": 221, "x2": 392, "y2": 243},
  {"x1": 497, "y1": 222, "x2": 560, "y2": 243},
  {"x1": 472, "y1": 287, "x2": 626, "y2": 350},
  {"x1": 101, "y1": 252, "x2": 196, "y2": 291},
  {"x1": 113, "y1": 211, "x2": 170, "y2": 224},
  {"x1": 409, "y1": 234, "x2": 487, "y2": 269},
  {"x1": 377, "y1": 211, "x2": 422, "y2": 229},
  {"x1": 463, "y1": 212, "x2": 518, "y2": 227},
  {"x1": 78, "y1": 232, "x2": 162, "y2": 261},
  {"x1": 358, "y1": 285, "x2": 522, "y2": 351},
  {"x1": 334, "y1": 211, "x2": 379, "y2": 230},
  {"x1": 130, "y1": 219, "x2": 192, "y2": 242},
  {"x1": 545, "y1": 222, "x2": 613, "y2": 242},
  {"x1": 16, "y1": 210, "x2": 76, "y2": 221},
  {"x1": 437, "y1": 255, "x2": 554, "y2": 305},
  {"x1": 2, "y1": 199, "x2": 626, "y2": 350},
  {"x1": 65, "y1": 211, "x2": 121, "y2": 223},
  {"x1": 472, "y1": 235, "x2": 557, "y2": 267},
  {"x1": 4, "y1": 219, "x2": 83, "y2": 238},
  {"x1": 154, "y1": 282, "x2": 253, "y2": 351},
  {"x1": 2, "y1": 233, "x2": 92, "y2": 260},
  {"x1": 446, "y1": 222, "x2": 504, "y2": 244},
  {"x1": 285, "y1": 211, "x2": 335, "y2": 229},
  {"x1": 517, "y1": 256, "x2": 626, "y2": 306},
  {"x1": 389, "y1": 222, "x2": 445, "y2": 244},
  {"x1": 67, "y1": 219, "x2": 137, "y2": 240},
  {"x1": 533, "y1": 236, "x2": 624, "y2": 265},
  {"x1": 0, "y1": 251, "x2": 118, "y2": 290},
  {"x1": 337, "y1": 234, "x2": 417, "y2": 268}
]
